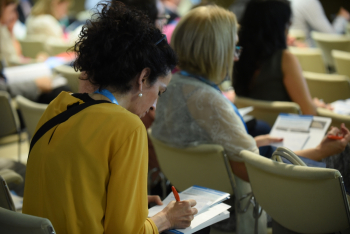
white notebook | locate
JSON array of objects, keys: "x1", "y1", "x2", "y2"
[{"x1": 148, "y1": 185, "x2": 231, "y2": 234}]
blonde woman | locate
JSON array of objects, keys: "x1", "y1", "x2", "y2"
[
  {"x1": 151, "y1": 4, "x2": 350, "y2": 234},
  {"x1": 26, "y1": 0, "x2": 71, "y2": 42}
]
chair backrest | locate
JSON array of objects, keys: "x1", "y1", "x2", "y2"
[
  {"x1": 148, "y1": 132, "x2": 235, "y2": 194},
  {"x1": 333, "y1": 50, "x2": 350, "y2": 77},
  {"x1": 0, "y1": 176, "x2": 16, "y2": 211},
  {"x1": 303, "y1": 71, "x2": 350, "y2": 103},
  {"x1": 18, "y1": 38, "x2": 46, "y2": 59},
  {"x1": 53, "y1": 65, "x2": 81, "y2": 93},
  {"x1": 311, "y1": 31, "x2": 350, "y2": 68},
  {"x1": 0, "y1": 207, "x2": 56, "y2": 234},
  {"x1": 45, "y1": 41, "x2": 74, "y2": 56},
  {"x1": 317, "y1": 107, "x2": 350, "y2": 128},
  {"x1": 234, "y1": 96, "x2": 301, "y2": 126},
  {"x1": 16, "y1": 95, "x2": 48, "y2": 140},
  {"x1": 0, "y1": 169, "x2": 23, "y2": 186},
  {"x1": 289, "y1": 46, "x2": 326, "y2": 73},
  {"x1": 240, "y1": 150, "x2": 350, "y2": 233},
  {"x1": 0, "y1": 91, "x2": 21, "y2": 139}
]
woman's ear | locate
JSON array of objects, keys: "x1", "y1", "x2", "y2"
[{"x1": 136, "y1": 68, "x2": 151, "y2": 91}]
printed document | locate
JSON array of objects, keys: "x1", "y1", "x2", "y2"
[{"x1": 270, "y1": 114, "x2": 331, "y2": 150}]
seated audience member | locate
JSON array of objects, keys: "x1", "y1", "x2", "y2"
[
  {"x1": 79, "y1": 0, "x2": 169, "y2": 190},
  {"x1": 22, "y1": 2, "x2": 198, "y2": 233},
  {"x1": 0, "y1": 0, "x2": 22, "y2": 65},
  {"x1": 151, "y1": 4, "x2": 350, "y2": 233},
  {"x1": 0, "y1": 0, "x2": 69, "y2": 104},
  {"x1": 290, "y1": 0, "x2": 350, "y2": 46},
  {"x1": 26, "y1": 0, "x2": 72, "y2": 43},
  {"x1": 233, "y1": 0, "x2": 332, "y2": 116}
]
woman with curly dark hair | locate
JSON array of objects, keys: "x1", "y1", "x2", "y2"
[{"x1": 22, "y1": 1, "x2": 198, "y2": 233}]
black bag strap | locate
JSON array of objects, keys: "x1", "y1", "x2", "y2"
[{"x1": 29, "y1": 99, "x2": 110, "y2": 154}]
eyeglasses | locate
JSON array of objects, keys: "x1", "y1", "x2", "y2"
[
  {"x1": 155, "y1": 34, "x2": 167, "y2": 45},
  {"x1": 235, "y1": 46, "x2": 243, "y2": 59}
]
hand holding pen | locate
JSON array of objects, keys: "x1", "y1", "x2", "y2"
[{"x1": 150, "y1": 186, "x2": 198, "y2": 232}]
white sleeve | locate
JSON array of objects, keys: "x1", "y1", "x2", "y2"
[{"x1": 301, "y1": 0, "x2": 336, "y2": 34}]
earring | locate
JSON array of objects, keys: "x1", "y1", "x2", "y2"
[{"x1": 138, "y1": 93, "x2": 143, "y2": 97}]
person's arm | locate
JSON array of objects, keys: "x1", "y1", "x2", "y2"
[
  {"x1": 333, "y1": 7, "x2": 350, "y2": 34},
  {"x1": 104, "y1": 125, "x2": 197, "y2": 233},
  {"x1": 295, "y1": 123, "x2": 350, "y2": 161},
  {"x1": 282, "y1": 50, "x2": 317, "y2": 115},
  {"x1": 300, "y1": 0, "x2": 339, "y2": 34}
]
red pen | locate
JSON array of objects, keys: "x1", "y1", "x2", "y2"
[
  {"x1": 327, "y1": 135, "x2": 344, "y2": 140},
  {"x1": 172, "y1": 186, "x2": 181, "y2": 202}
]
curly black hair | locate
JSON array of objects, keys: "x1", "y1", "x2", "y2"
[{"x1": 73, "y1": 1, "x2": 177, "y2": 93}]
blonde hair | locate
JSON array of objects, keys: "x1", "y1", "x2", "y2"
[
  {"x1": 31, "y1": 0, "x2": 71, "y2": 17},
  {"x1": 171, "y1": 5, "x2": 237, "y2": 83}
]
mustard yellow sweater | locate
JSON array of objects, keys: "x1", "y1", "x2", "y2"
[{"x1": 22, "y1": 92, "x2": 158, "y2": 234}]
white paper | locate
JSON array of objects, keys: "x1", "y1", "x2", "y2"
[
  {"x1": 270, "y1": 114, "x2": 331, "y2": 150},
  {"x1": 148, "y1": 193, "x2": 211, "y2": 217},
  {"x1": 238, "y1": 106, "x2": 254, "y2": 117},
  {"x1": 165, "y1": 204, "x2": 231, "y2": 234},
  {"x1": 331, "y1": 99, "x2": 350, "y2": 115},
  {"x1": 270, "y1": 131, "x2": 309, "y2": 151},
  {"x1": 148, "y1": 186, "x2": 230, "y2": 217},
  {"x1": 4, "y1": 63, "x2": 52, "y2": 84}
]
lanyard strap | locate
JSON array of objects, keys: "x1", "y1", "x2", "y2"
[
  {"x1": 94, "y1": 89, "x2": 119, "y2": 105},
  {"x1": 179, "y1": 70, "x2": 248, "y2": 132}
]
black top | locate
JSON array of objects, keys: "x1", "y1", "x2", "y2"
[{"x1": 248, "y1": 50, "x2": 291, "y2": 102}]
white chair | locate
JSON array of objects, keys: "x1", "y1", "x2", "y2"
[
  {"x1": 333, "y1": 50, "x2": 350, "y2": 78},
  {"x1": 0, "y1": 91, "x2": 22, "y2": 160},
  {"x1": 303, "y1": 71, "x2": 350, "y2": 103},
  {"x1": 311, "y1": 31, "x2": 350, "y2": 69},
  {"x1": 289, "y1": 46, "x2": 326, "y2": 73},
  {"x1": 317, "y1": 107, "x2": 350, "y2": 128},
  {"x1": 16, "y1": 96, "x2": 48, "y2": 140},
  {"x1": 18, "y1": 38, "x2": 46, "y2": 59},
  {"x1": 45, "y1": 41, "x2": 74, "y2": 57},
  {"x1": 234, "y1": 96, "x2": 301, "y2": 126},
  {"x1": 240, "y1": 149, "x2": 350, "y2": 234},
  {"x1": 148, "y1": 131, "x2": 267, "y2": 234},
  {"x1": 53, "y1": 65, "x2": 81, "y2": 93}
]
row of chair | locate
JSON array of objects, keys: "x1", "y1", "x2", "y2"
[
  {"x1": 290, "y1": 47, "x2": 350, "y2": 76},
  {"x1": 0, "y1": 172, "x2": 55, "y2": 233},
  {"x1": 148, "y1": 129, "x2": 350, "y2": 233},
  {"x1": 18, "y1": 38, "x2": 74, "y2": 59}
]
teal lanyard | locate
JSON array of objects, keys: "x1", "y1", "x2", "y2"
[{"x1": 94, "y1": 89, "x2": 119, "y2": 105}]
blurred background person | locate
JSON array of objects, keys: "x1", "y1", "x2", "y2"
[
  {"x1": 290, "y1": 0, "x2": 350, "y2": 46},
  {"x1": 26, "y1": 0, "x2": 73, "y2": 43},
  {"x1": 233, "y1": 0, "x2": 332, "y2": 116}
]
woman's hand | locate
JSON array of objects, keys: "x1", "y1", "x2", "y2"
[
  {"x1": 254, "y1": 134, "x2": 283, "y2": 147},
  {"x1": 315, "y1": 123, "x2": 350, "y2": 159},
  {"x1": 150, "y1": 199, "x2": 198, "y2": 232},
  {"x1": 313, "y1": 98, "x2": 333, "y2": 111},
  {"x1": 148, "y1": 195, "x2": 163, "y2": 205}
]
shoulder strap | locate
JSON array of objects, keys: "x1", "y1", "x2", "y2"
[{"x1": 29, "y1": 99, "x2": 110, "y2": 155}]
